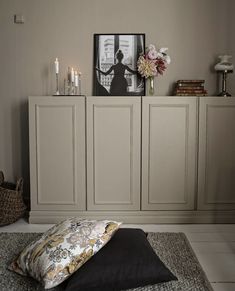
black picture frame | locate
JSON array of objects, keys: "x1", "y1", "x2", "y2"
[{"x1": 93, "y1": 33, "x2": 145, "y2": 96}]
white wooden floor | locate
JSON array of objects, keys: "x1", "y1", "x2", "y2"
[{"x1": 1, "y1": 219, "x2": 235, "y2": 291}]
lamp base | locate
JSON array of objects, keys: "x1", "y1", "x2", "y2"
[
  {"x1": 218, "y1": 91, "x2": 231, "y2": 97},
  {"x1": 216, "y1": 70, "x2": 233, "y2": 97}
]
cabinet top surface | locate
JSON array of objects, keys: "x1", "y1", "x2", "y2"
[{"x1": 28, "y1": 95, "x2": 235, "y2": 98}]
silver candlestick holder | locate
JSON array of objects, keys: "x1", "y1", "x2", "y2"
[
  {"x1": 79, "y1": 76, "x2": 82, "y2": 95},
  {"x1": 55, "y1": 73, "x2": 60, "y2": 95}
]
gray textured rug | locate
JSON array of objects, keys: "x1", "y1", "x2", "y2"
[{"x1": 0, "y1": 232, "x2": 213, "y2": 291}]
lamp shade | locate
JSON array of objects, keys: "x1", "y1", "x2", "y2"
[{"x1": 214, "y1": 55, "x2": 234, "y2": 71}]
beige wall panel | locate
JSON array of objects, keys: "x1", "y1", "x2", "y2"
[
  {"x1": 29, "y1": 96, "x2": 86, "y2": 211},
  {"x1": 87, "y1": 97, "x2": 141, "y2": 210},
  {"x1": 198, "y1": 97, "x2": 235, "y2": 210},
  {"x1": 142, "y1": 97, "x2": 197, "y2": 210}
]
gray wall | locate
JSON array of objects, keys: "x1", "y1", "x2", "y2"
[
  {"x1": 0, "y1": 0, "x2": 234, "y2": 199},
  {"x1": 228, "y1": 0, "x2": 235, "y2": 93}
]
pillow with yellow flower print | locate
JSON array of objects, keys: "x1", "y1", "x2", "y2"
[{"x1": 9, "y1": 218, "x2": 121, "y2": 289}]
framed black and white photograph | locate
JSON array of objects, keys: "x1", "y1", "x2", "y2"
[{"x1": 93, "y1": 33, "x2": 145, "y2": 96}]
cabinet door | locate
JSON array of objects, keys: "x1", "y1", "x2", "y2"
[
  {"x1": 142, "y1": 97, "x2": 197, "y2": 210},
  {"x1": 87, "y1": 97, "x2": 141, "y2": 210},
  {"x1": 29, "y1": 96, "x2": 86, "y2": 211},
  {"x1": 198, "y1": 97, "x2": 235, "y2": 210}
]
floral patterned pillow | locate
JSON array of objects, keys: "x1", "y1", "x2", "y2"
[{"x1": 9, "y1": 218, "x2": 121, "y2": 289}]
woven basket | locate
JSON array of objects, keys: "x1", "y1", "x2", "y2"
[{"x1": 0, "y1": 171, "x2": 26, "y2": 226}]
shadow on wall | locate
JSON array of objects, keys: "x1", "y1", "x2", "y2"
[
  {"x1": 19, "y1": 100, "x2": 30, "y2": 208},
  {"x1": 168, "y1": 83, "x2": 176, "y2": 96},
  {"x1": 41, "y1": 63, "x2": 52, "y2": 96},
  {"x1": 211, "y1": 56, "x2": 220, "y2": 96}
]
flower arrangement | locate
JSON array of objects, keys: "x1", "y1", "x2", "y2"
[{"x1": 137, "y1": 44, "x2": 171, "y2": 78}]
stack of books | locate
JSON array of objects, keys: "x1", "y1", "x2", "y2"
[{"x1": 174, "y1": 80, "x2": 208, "y2": 96}]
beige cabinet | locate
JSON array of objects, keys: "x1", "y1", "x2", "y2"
[
  {"x1": 29, "y1": 96, "x2": 86, "y2": 212},
  {"x1": 28, "y1": 96, "x2": 235, "y2": 223},
  {"x1": 198, "y1": 97, "x2": 235, "y2": 210},
  {"x1": 142, "y1": 97, "x2": 197, "y2": 210},
  {"x1": 86, "y1": 97, "x2": 141, "y2": 211}
]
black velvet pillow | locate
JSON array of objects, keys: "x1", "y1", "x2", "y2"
[{"x1": 65, "y1": 228, "x2": 177, "y2": 291}]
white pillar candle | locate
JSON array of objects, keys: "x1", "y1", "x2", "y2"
[
  {"x1": 71, "y1": 67, "x2": 75, "y2": 83},
  {"x1": 54, "y1": 58, "x2": 59, "y2": 74},
  {"x1": 74, "y1": 71, "x2": 78, "y2": 87}
]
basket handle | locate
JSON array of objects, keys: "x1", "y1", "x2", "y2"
[
  {"x1": 0, "y1": 171, "x2": 4, "y2": 185},
  {"x1": 16, "y1": 177, "x2": 24, "y2": 192}
]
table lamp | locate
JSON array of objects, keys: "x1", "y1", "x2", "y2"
[{"x1": 214, "y1": 55, "x2": 234, "y2": 96}]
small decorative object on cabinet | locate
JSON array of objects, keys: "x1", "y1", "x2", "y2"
[
  {"x1": 29, "y1": 96, "x2": 235, "y2": 224},
  {"x1": 137, "y1": 44, "x2": 171, "y2": 95},
  {"x1": 148, "y1": 76, "x2": 154, "y2": 96},
  {"x1": 54, "y1": 58, "x2": 60, "y2": 95},
  {"x1": 53, "y1": 58, "x2": 82, "y2": 96},
  {"x1": 214, "y1": 55, "x2": 234, "y2": 96},
  {"x1": 65, "y1": 67, "x2": 82, "y2": 96},
  {"x1": 93, "y1": 34, "x2": 145, "y2": 96},
  {"x1": 174, "y1": 79, "x2": 208, "y2": 96}
]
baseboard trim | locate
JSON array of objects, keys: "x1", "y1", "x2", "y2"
[{"x1": 29, "y1": 210, "x2": 235, "y2": 224}]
